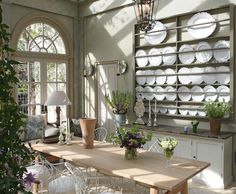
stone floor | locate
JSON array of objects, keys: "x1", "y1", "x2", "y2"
[{"x1": 189, "y1": 181, "x2": 236, "y2": 194}]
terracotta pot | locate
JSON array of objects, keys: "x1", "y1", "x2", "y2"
[
  {"x1": 79, "y1": 118, "x2": 96, "y2": 149},
  {"x1": 209, "y1": 117, "x2": 221, "y2": 135}
]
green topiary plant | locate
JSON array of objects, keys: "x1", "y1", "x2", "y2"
[
  {"x1": 0, "y1": 1, "x2": 34, "y2": 193},
  {"x1": 105, "y1": 90, "x2": 132, "y2": 114},
  {"x1": 204, "y1": 101, "x2": 231, "y2": 118}
]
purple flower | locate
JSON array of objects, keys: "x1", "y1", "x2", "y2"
[{"x1": 23, "y1": 172, "x2": 35, "y2": 187}]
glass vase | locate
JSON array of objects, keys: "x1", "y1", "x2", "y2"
[
  {"x1": 164, "y1": 150, "x2": 174, "y2": 167},
  {"x1": 125, "y1": 148, "x2": 137, "y2": 160}
]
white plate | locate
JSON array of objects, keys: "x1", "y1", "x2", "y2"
[
  {"x1": 195, "y1": 42, "x2": 213, "y2": 63},
  {"x1": 143, "y1": 86, "x2": 154, "y2": 101},
  {"x1": 198, "y1": 110, "x2": 207, "y2": 117},
  {"x1": 148, "y1": 48, "x2": 162, "y2": 66},
  {"x1": 155, "y1": 69, "x2": 166, "y2": 85},
  {"x1": 213, "y1": 40, "x2": 230, "y2": 62},
  {"x1": 203, "y1": 67, "x2": 216, "y2": 84},
  {"x1": 153, "y1": 86, "x2": 165, "y2": 101},
  {"x1": 165, "y1": 68, "x2": 176, "y2": 84},
  {"x1": 191, "y1": 67, "x2": 204, "y2": 84},
  {"x1": 165, "y1": 86, "x2": 176, "y2": 101},
  {"x1": 146, "y1": 70, "x2": 156, "y2": 85},
  {"x1": 135, "y1": 70, "x2": 146, "y2": 85},
  {"x1": 191, "y1": 86, "x2": 205, "y2": 102},
  {"x1": 144, "y1": 21, "x2": 167, "y2": 45},
  {"x1": 163, "y1": 47, "x2": 176, "y2": 65},
  {"x1": 168, "y1": 106, "x2": 177, "y2": 115},
  {"x1": 135, "y1": 86, "x2": 144, "y2": 99},
  {"x1": 217, "y1": 85, "x2": 230, "y2": 102},
  {"x1": 178, "y1": 67, "x2": 191, "y2": 84},
  {"x1": 136, "y1": 50, "x2": 148, "y2": 67},
  {"x1": 188, "y1": 108, "x2": 198, "y2": 116},
  {"x1": 204, "y1": 85, "x2": 217, "y2": 102},
  {"x1": 187, "y1": 12, "x2": 216, "y2": 39},
  {"x1": 179, "y1": 44, "x2": 195, "y2": 64},
  {"x1": 178, "y1": 86, "x2": 191, "y2": 101},
  {"x1": 179, "y1": 105, "x2": 189, "y2": 115},
  {"x1": 159, "y1": 106, "x2": 167, "y2": 114},
  {"x1": 216, "y1": 66, "x2": 230, "y2": 84}
]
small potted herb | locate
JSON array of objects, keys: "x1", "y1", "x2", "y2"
[{"x1": 204, "y1": 101, "x2": 231, "y2": 135}]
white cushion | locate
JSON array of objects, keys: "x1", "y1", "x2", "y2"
[
  {"x1": 48, "y1": 174, "x2": 75, "y2": 193},
  {"x1": 44, "y1": 126, "x2": 59, "y2": 138}
]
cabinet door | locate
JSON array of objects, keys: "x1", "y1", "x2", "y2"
[
  {"x1": 192, "y1": 140, "x2": 223, "y2": 188},
  {"x1": 174, "y1": 137, "x2": 192, "y2": 159}
]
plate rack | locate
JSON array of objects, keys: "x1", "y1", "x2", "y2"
[{"x1": 134, "y1": 4, "x2": 235, "y2": 119}]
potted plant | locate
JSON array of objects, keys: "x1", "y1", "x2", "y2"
[
  {"x1": 110, "y1": 126, "x2": 152, "y2": 160},
  {"x1": 191, "y1": 120, "x2": 199, "y2": 133},
  {"x1": 0, "y1": 3, "x2": 34, "y2": 193},
  {"x1": 204, "y1": 101, "x2": 231, "y2": 135},
  {"x1": 105, "y1": 90, "x2": 132, "y2": 127}
]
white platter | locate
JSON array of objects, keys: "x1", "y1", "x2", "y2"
[
  {"x1": 187, "y1": 12, "x2": 216, "y2": 39},
  {"x1": 165, "y1": 68, "x2": 176, "y2": 84},
  {"x1": 135, "y1": 86, "x2": 144, "y2": 99},
  {"x1": 178, "y1": 86, "x2": 191, "y2": 101},
  {"x1": 178, "y1": 67, "x2": 191, "y2": 84},
  {"x1": 136, "y1": 50, "x2": 148, "y2": 67},
  {"x1": 135, "y1": 70, "x2": 146, "y2": 85},
  {"x1": 165, "y1": 86, "x2": 176, "y2": 101},
  {"x1": 213, "y1": 40, "x2": 230, "y2": 62},
  {"x1": 216, "y1": 66, "x2": 230, "y2": 84},
  {"x1": 143, "y1": 86, "x2": 154, "y2": 100},
  {"x1": 179, "y1": 44, "x2": 195, "y2": 64},
  {"x1": 179, "y1": 105, "x2": 189, "y2": 115},
  {"x1": 168, "y1": 106, "x2": 177, "y2": 115},
  {"x1": 203, "y1": 66, "x2": 216, "y2": 84},
  {"x1": 191, "y1": 67, "x2": 203, "y2": 84},
  {"x1": 159, "y1": 106, "x2": 167, "y2": 114},
  {"x1": 148, "y1": 48, "x2": 162, "y2": 66},
  {"x1": 198, "y1": 110, "x2": 207, "y2": 117},
  {"x1": 155, "y1": 69, "x2": 166, "y2": 85},
  {"x1": 188, "y1": 108, "x2": 198, "y2": 116},
  {"x1": 144, "y1": 21, "x2": 167, "y2": 45},
  {"x1": 153, "y1": 86, "x2": 165, "y2": 101},
  {"x1": 204, "y1": 85, "x2": 217, "y2": 102},
  {"x1": 163, "y1": 47, "x2": 176, "y2": 65},
  {"x1": 191, "y1": 86, "x2": 205, "y2": 102},
  {"x1": 146, "y1": 70, "x2": 156, "y2": 85},
  {"x1": 195, "y1": 41, "x2": 213, "y2": 63},
  {"x1": 217, "y1": 85, "x2": 230, "y2": 102}
]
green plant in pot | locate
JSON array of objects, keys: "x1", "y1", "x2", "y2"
[
  {"x1": 204, "y1": 101, "x2": 231, "y2": 135},
  {"x1": 105, "y1": 91, "x2": 132, "y2": 128}
]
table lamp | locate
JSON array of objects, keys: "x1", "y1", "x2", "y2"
[{"x1": 45, "y1": 91, "x2": 72, "y2": 128}]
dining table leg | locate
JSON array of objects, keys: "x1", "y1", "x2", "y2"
[
  {"x1": 150, "y1": 187, "x2": 159, "y2": 194},
  {"x1": 163, "y1": 181, "x2": 188, "y2": 194}
]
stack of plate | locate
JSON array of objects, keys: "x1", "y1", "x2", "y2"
[
  {"x1": 191, "y1": 86, "x2": 205, "y2": 102},
  {"x1": 135, "y1": 70, "x2": 146, "y2": 85},
  {"x1": 178, "y1": 86, "x2": 191, "y2": 101},
  {"x1": 153, "y1": 86, "x2": 165, "y2": 101},
  {"x1": 216, "y1": 66, "x2": 230, "y2": 84},
  {"x1": 213, "y1": 40, "x2": 230, "y2": 62},
  {"x1": 178, "y1": 67, "x2": 191, "y2": 84},
  {"x1": 163, "y1": 47, "x2": 176, "y2": 65},
  {"x1": 203, "y1": 66, "x2": 216, "y2": 84},
  {"x1": 146, "y1": 70, "x2": 156, "y2": 85},
  {"x1": 217, "y1": 85, "x2": 230, "y2": 102},
  {"x1": 165, "y1": 86, "x2": 176, "y2": 101},
  {"x1": 155, "y1": 69, "x2": 166, "y2": 85},
  {"x1": 148, "y1": 48, "x2": 162, "y2": 66},
  {"x1": 204, "y1": 85, "x2": 217, "y2": 102},
  {"x1": 143, "y1": 86, "x2": 154, "y2": 100},
  {"x1": 195, "y1": 42, "x2": 213, "y2": 63},
  {"x1": 165, "y1": 68, "x2": 176, "y2": 84},
  {"x1": 136, "y1": 50, "x2": 148, "y2": 67},
  {"x1": 191, "y1": 67, "x2": 204, "y2": 84},
  {"x1": 179, "y1": 44, "x2": 195, "y2": 64}
]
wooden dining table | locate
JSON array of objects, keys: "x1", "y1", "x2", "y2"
[{"x1": 30, "y1": 138, "x2": 210, "y2": 194}]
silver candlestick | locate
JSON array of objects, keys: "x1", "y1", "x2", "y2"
[
  {"x1": 147, "y1": 100, "x2": 152, "y2": 126},
  {"x1": 153, "y1": 100, "x2": 158, "y2": 126}
]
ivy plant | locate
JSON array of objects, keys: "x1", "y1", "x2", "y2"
[{"x1": 0, "y1": 1, "x2": 34, "y2": 193}]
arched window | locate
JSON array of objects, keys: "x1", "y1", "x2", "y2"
[{"x1": 14, "y1": 20, "x2": 70, "y2": 124}]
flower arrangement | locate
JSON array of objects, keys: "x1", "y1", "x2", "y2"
[
  {"x1": 110, "y1": 126, "x2": 152, "y2": 159},
  {"x1": 191, "y1": 120, "x2": 199, "y2": 133},
  {"x1": 204, "y1": 101, "x2": 231, "y2": 118},
  {"x1": 158, "y1": 137, "x2": 178, "y2": 161}
]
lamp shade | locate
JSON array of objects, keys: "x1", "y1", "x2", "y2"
[{"x1": 45, "y1": 91, "x2": 72, "y2": 106}]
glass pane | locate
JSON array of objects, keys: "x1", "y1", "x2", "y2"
[
  {"x1": 57, "y1": 83, "x2": 66, "y2": 91},
  {"x1": 18, "y1": 84, "x2": 29, "y2": 105},
  {"x1": 47, "y1": 44, "x2": 57, "y2": 53},
  {"x1": 18, "y1": 63, "x2": 28, "y2": 82},
  {"x1": 30, "y1": 61, "x2": 40, "y2": 82},
  {"x1": 17, "y1": 30, "x2": 31, "y2": 51},
  {"x1": 54, "y1": 36, "x2": 66, "y2": 54},
  {"x1": 57, "y1": 63, "x2": 66, "y2": 82},
  {"x1": 47, "y1": 83, "x2": 56, "y2": 97},
  {"x1": 44, "y1": 24, "x2": 57, "y2": 39},
  {"x1": 27, "y1": 23, "x2": 43, "y2": 38},
  {"x1": 29, "y1": 105, "x2": 41, "y2": 115},
  {"x1": 47, "y1": 62, "x2": 56, "y2": 81},
  {"x1": 29, "y1": 41, "x2": 40, "y2": 52}
]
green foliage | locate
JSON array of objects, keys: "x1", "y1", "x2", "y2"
[
  {"x1": 204, "y1": 101, "x2": 231, "y2": 118},
  {"x1": 191, "y1": 120, "x2": 199, "y2": 126},
  {"x1": 0, "y1": 2, "x2": 34, "y2": 193},
  {"x1": 110, "y1": 126, "x2": 152, "y2": 149},
  {"x1": 105, "y1": 90, "x2": 132, "y2": 114}
]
